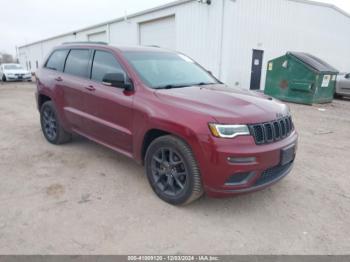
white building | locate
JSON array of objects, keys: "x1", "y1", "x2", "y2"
[{"x1": 18, "y1": 0, "x2": 350, "y2": 90}]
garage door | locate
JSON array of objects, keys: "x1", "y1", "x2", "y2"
[
  {"x1": 88, "y1": 31, "x2": 107, "y2": 42},
  {"x1": 139, "y1": 16, "x2": 176, "y2": 50}
]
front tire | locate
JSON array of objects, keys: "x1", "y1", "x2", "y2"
[
  {"x1": 40, "y1": 101, "x2": 72, "y2": 145},
  {"x1": 145, "y1": 135, "x2": 203, "y2": 205},
  {"x1": 2, "y1": 75, "x2": 6, "y2": 82}
]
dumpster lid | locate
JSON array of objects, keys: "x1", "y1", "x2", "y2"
[{"x1": 288, "y1": 52, "x2": 339, "y2": 73}]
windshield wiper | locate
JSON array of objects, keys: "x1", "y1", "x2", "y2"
[
  {"x1": 196, "y1": 82, "x2": 216, "y2": 86},
  {"x1": 155, "y1": 82, "x2": 216, "y2": 89},
  {"x1": 155, "y1": 84, "x2": 189, "y2": 90}
]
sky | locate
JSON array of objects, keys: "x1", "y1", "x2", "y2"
[{"x1": 0, "y1": 0, "x2": 349, "y2": 56}]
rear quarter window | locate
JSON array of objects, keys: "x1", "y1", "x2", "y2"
[{"x1": 45, "y1": 49, "x2": 69, "y2": 72}]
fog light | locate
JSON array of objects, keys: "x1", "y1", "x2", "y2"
[{"x1": 227, "y1": 157, "x2": 256, "y2": 164}]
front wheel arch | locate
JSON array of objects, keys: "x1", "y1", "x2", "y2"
[
  {"x1": 38, "y1": 94, "x2": 52, "y2": 110},
  {"x1": 141, "y1": 129, "x2": 170, "y2": 165},
  {"x1": 140, "y1": 125, "x2": 201, "y2": 166}
]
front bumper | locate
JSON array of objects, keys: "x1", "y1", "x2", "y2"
[
  {"x1": 6, "y1": 75, "x2": 32, "y2": 81},
  {"x1": 196, "y1": 130, "x2": 298, "y2": 197},
  {"x1": 206, "y1": 162, "x2": 294, "y2": 197}
]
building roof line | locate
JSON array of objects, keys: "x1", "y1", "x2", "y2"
[
  {"x1": 18, "y1": 0, "x2": 192, "y2": 48},
  {"x1": 19, "y1": 0, "x2": 350, "y2": 49},
  {"x1": 288, "y1": 0, "x2": 350, "y2": 19}
]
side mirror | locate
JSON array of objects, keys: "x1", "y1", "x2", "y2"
[{"x1": 102, "y1": 72, "x2": 133, "y2": 91}]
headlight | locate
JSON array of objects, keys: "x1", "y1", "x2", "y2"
[{"x1": 208, "y1": 124, "x2": 251, "y2": 138}]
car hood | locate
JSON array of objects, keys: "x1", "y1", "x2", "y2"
[
  {"x1": 154, "y1": 84, "x2": 290, "y2": 124},
  {"x1": 4, "y1": 69, "x2": 30, "y2": 74}
]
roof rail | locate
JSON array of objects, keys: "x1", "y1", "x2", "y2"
[
  {"x1": 145, "y1": 45, "x2": 160, "y2": 48},
  {"x1": 62, "y1": 41, "x2": 108, "y2": 45}
]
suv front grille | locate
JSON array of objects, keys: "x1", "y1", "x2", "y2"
[{"x1": 249, "y1": 116, "x2": 294, "y2": 145}]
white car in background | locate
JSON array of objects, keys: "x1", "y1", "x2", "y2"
[
  {"x1": 335, "y1": 73, "x2": 350, "y2": 98},
  {"x1": 0, "y1": 63, "x2": 32, "y2": 82}
]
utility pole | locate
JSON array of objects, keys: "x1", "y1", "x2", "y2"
[{"x1": 15, "y1": 46, "x2": 19, "y2": 63}]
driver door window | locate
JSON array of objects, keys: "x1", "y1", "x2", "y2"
[{"x1": 91, "y1": 51, "x2": 125, "y2": 83}]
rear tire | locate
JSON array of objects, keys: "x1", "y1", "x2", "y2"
[
  {"x1": 145, "y1": 135, "x2": 203, "y2": 205},
  {"x1": 334, "y1": 92, "x2": 342, "y2": 99},
  {"x1": 40, "y1": 101, "x2": 72, "y2": 145}
]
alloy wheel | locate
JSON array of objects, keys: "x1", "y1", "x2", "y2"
[
  {"x1": 42, "y1": 106, "x2": 57, "y2": 141},
  {"x1": 151, "y1": 147, "x2": 188, "y2": 197}
]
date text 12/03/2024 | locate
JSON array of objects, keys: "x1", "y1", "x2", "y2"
[{"x1": 127, "y1": 255, "x2": 220, "y2": 261}]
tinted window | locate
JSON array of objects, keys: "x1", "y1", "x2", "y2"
[
  {"x1": 91, "y1": 51, "x2": 124, "y2": 82},
  {"x1": 64, "y1": 49, "x2": 91, "y2": 78},
  {"x1": 46, "y1": 49, "x2": 69, "y2": 72}
]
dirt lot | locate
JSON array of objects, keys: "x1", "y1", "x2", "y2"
[{"x1": 0, "y1": 81, "x2": 349, "y2": 255}]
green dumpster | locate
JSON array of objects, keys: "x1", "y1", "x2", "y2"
[{"x1": 264, "y1": 52, "x2": 338, "y2": 105}]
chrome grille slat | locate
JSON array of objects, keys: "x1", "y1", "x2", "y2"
[
  {"x1": 249, "y1": 116, "x2": 294, "y2": 145},
  {"x1": 264, "y1": 123, "x2": 273, "y2": 142}
]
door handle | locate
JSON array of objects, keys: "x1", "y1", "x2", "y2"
[
  {"x1": 55, "y1": 76, "x2": 63, "y2": 82},
  {"x1": 85, "y1": 85, "x2": 96, "y2": 91}
]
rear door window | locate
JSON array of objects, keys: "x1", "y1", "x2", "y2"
[
  {"x1": 91, "y1": 50, "x2": 125, "y2": 83},
  {"x1": 64, "y1": 49, "x2": 91, "y2": 78},
  {"x1": 45, "y1": 49, "x2": 69, "y2": 72}
]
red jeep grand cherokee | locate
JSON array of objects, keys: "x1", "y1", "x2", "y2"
[{"x1": 36, "y1": 43, "x2": 298, "y2": 205}]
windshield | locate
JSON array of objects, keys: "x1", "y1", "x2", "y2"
[
  {"x1": 4, "y1": 64, "x2": 24, "y2": 70},
  {"x1": 123, "y1": 51, "x2": 218, "y2": 89}
]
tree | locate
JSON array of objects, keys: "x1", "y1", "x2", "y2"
[{"x1": 0, "y1": 52, "x2": 15, "y2": 64}]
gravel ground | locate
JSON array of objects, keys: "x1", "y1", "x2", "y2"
[{"x1": 0, "y1": 82, "x2": 349, "y2": 255}]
